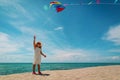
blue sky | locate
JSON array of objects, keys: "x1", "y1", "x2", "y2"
[{"x1": 0, "y1": 0, "x2": 120, "y2": 63}]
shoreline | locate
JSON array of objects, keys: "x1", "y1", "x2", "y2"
[{"x1": 0, "y1": 65, "x2": 120, "y2": 80}]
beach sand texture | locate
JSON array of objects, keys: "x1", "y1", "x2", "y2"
[{"x1": 0, "y1": 65, "x2": 120, "y2": 80}]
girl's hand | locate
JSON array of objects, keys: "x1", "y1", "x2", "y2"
[
  {"x1": 34, "y1": 35, "x2": 36, "y2": 40},
  {"x1": 44, "y1": 55, "x2": 46, "y2": 58}
]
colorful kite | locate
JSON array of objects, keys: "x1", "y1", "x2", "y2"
[{"x1": 50, "y1": 1, "x2": 65, "y2": 12}]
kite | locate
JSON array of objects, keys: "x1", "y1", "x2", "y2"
[{"x1": 50, "y1": 1, "x2": 65, "y2": 12}]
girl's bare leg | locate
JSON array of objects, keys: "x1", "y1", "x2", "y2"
[
  {"x1": 38, "y1": 64, "x2": 42, "y2": 74},
  {"x1": 33, "y1": 64, "x2": 36, "y2": 73}
]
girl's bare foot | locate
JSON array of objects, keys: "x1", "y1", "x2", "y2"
[
  {"x1": 32, "y1": 72, "x2": 36, "y2": 75},
  {"x1": 38, "y1": 72, "x2": 42, "y2": 75}
]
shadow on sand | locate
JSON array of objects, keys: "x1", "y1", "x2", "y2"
[
  {"x1": 41, "y1": 73, "x2": 50, "y2": 76},
  {"x1": 36, "y1": 73, "x2": 50, "y2": 76}
]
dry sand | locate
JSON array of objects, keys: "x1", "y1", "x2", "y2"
[{"x1": 0, "y1": 65, "x2": 120, "y2": 80}]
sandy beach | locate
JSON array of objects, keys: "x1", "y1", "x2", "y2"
[{"x1": 0, "y1": 65, "x2": 120, "y2": 80}]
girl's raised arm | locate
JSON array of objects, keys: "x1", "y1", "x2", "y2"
[{"x1": 33, "y1": 35, "x2": 36, "y2": 49}]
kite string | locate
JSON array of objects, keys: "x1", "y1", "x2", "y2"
[
  {"x1": 65, "y1": 3, "x2": 120, "y2": 6},
  {"x1": 63, "y1": 0, "x2": 120, "y2": 6}
]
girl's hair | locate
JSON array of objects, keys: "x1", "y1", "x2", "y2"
[{"x1": 36, "y1": 42, "x2": 42, "y2": 47}]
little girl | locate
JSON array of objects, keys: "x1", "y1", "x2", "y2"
[{"x1": 32, "y1": 35, "x2": 46, "y2": 75}]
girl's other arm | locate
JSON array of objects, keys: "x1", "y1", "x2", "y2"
[{"x1": 40, "y1": 51, "x2": 46, "y2": 57}]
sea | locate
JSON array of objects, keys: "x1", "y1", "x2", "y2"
[{"x1": 0, "y1": 63, "x2": 120, "y2": 75}]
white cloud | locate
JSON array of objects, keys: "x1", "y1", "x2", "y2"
[
  {"x1": 103, "y1": 25, "x2": 120, "y2": 45},
  {"x1": 54, "y1": 27, "x2": 64, "y2": 31},
  {"x1": 108, "y1": 49, "x2": 120, "y2": 53},
  {"x1": 111, "y1": 56, "x2": 120, "y2": 60},
  {"x1": 0, "y1": 32, "x2": 9, "y2": 42},
  {"x1": 0, "y1": 0, "x2": 34, "y2": 21},
  {"x1": 13, "y1": 3, "x2": 34, "y2": 21},
  {"x1": 16, "y1": 26, "x2": 36, "y2": 35},
  {"x1": 0, "y1": 32, "x2": 34, "y2": 63},
  {"x1": 44, "y1": 48, "x2": 98, "y2": 62},
  {"x1": 0, "y1": 32, "x2": 20, "y2": 53},
  {"x1": 0, "y1": 53, "x2": 33, "y2": 63},
  {"x1": 103, "y1": 25, "x2": 120, "y2": 55},
  {"x1": 0, "y1": 0, "x2": 19, "y2": 6},
  {"x1": 94, "y1": 56, "x2": 120, "y2": 63}
]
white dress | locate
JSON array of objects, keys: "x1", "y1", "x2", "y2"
[{"x1": 33, "y1": 47, "x2": 41, "y2": 64}]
